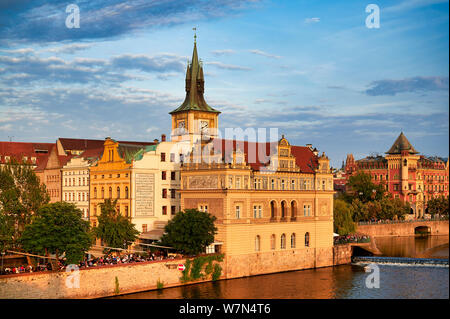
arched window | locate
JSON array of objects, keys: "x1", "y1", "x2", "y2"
[
  {"x1": 270, "y1": 201, "x2": 276, "y2": 219},
  {"x1": 94, "y1": 187, "x2": 97, "y2": 199},
  {"x1": 291, "y1": 201, "x2": 297, "y2": 218},
  {"x1": 117, "y1": 186, "x2": 120, "y2": 199},
  {"x1": 125, "y1": 186, "x2": 129, "y2": 199},
  {"x1": 281, "y1": 201, "x2": 286, "y2": 218},
  {"x1": 280, "y1": 234, "x2": 286, "y2": 249},
  {"x1": 271, "y1": 234, "x2": 276, "y2": 250},
  {"x1": 109, "y1": 187, "x2": 112, "y2": 198},
  {"x1": 255, "y1": 235, "x2": 260, "y2": 252},
  {"x1": 101, "y1": 187, "x2": 104, "y2": 199},
  {"x1": 291, "y1": 233, "x2": 296, "y2": 248},
  {"x1": 305, "y1": 232, "x2": 310, "y2": 247}
]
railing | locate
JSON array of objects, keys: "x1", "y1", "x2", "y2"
[
  {"x1": 357, "y1": 215, "x2": 448, "y2": 226},
  {"x1": 334, "y1": 234, "x2": 371, "y2": 245}
]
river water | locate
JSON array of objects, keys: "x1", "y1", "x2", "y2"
[{"x1": 112, "y1": 235, "x2": 449, "y2": 299}]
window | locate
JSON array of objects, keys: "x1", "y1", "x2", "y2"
[
  {"x1": 199, "y1": 205, "x2": 208, "y2": 212},
  {"x1": 253, "y1": 205, "x2": 258, "y2": 218},
  {"x1": 109, "y1": 187, "x2": 112, "y2": 198},
  {"x1": 171, "y1": 206, "x2": 176, "y2": 215},
  {"x1": 228, "y1": 176, "x2": 233, "y2": 188},
  {"x1": 125, "y1": 186, "x2": 129, "y2": 199},
  {"x1": 117, "y1": 187, "x2": 120, "y2": 199},
  {"x1": 101, "y1": 187, "x2": 104, "y2": 199},
  {"x1": 255, "y1": 235, "x2": 261, "y2": 252},
  {"x1": 171, "y1": 189, "x2": 176, "y2": 199},
  {"x1": 281, "y1": 180, "x2": 285, "y2": 190},
  {"x1": 270, "y1": 201, "x2": 276, "y2": 219},
  {"x1": 171, "y1": 171, "x2": 176, "y2": 180},
  {"x1": 271, "y1": 179, "x2": 275, "y2": 190},
  {"x1": 162, "y1": 206, "x2": 167, "y2": 215},
  {"x1": 162, "y1": 171, "x2": 166, "y2": 180},
  {"x1": 305, "y1": 232, "x2": 310, "y2": 247},
  {"x1": 235, "y1": 205, "x2": 241, "y2": 219},
  {"x1": 322, "y1": 180, "x2": 326, "y2": 190},
  {"x1": 280, "y1": 234, "x2": 286, "y2": 249},
  {"x1": 124, "y1": 206, "x2": 128, "y2": 217},
  {"x1": 161, "y1": 153, "x2": 166, "y2": 162},
  {"x1": 291, "y1": 233, "x2": 296, "y2": 248},
  {"x1": 291, "y1": 180, "x2": 295, "y2": 190},
  {"x1": 271, "y1": 234, "x2": 276, "y2": 250},
  {"x1": 142, "y1": 224, "x2": 147, "y2": 233},
  {"x1": 236, "y1": 177, "x2": 241, "y2": 189},
  {"x1": 162, "y1": 189, "x2": 167, "y2": 198},
  {"x1": 303, "y1": 204, "x2": 311, "y2": 216}
]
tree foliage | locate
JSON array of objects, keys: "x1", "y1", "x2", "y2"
[
  {"x1": 333, "y1": 199, "x2": 356, "y2": 235},
  {"x1": 427, "y1": 195, "x2": 449, "y2": 216},
  {"x1": 160, "y1": 209, "x2": 217, "y2": 255},
  {"x1": 0, "y1": 160, "x2": 50, "y2": 249},
  {"x1": 346, "y1": 171, "x2": 387, "y2": 203},
  {"x1": 20, "y1": 202, "x2": 92, "y2": 264},
  {"x1": 94, "y1": 199, "x2": 140, "y2": 249}
]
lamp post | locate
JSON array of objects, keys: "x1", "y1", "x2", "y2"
[{"x1": 1, "y1": 251, "x2": 5, "y2": 274}]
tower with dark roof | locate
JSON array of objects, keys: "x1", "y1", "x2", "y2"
[{"x1": 170, "y1": 38, "x2": 220, "y2": 143}]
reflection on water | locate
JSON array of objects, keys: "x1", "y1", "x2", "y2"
[
  {"x1": 375, "y1": 235, "x2": 449, "y2": 258},
  {"x1": 111, "y1": 236, "x2": 449, "y2": 299}
]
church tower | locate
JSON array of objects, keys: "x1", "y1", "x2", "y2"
[{"x1": 170, "y1": 37, "x2": 221, "y2": 143}]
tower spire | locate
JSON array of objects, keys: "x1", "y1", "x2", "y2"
[{"x1": 169, "y1": 34, "x2": 220, "y2": 115}]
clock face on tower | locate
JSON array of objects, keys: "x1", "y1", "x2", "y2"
[{"x1": 200, "y1": 120, "x2": 209, "y2": 134}]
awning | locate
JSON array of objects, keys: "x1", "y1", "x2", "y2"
[{"x1": 139, "y1": 229, "x2": 165, "y2": 240}]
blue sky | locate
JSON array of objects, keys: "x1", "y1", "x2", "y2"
[{"x1": 0, "y1": 0, "x2": 448, "y2": 167}]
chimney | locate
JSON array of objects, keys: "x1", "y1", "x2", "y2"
[{"x1": 161, "y1": 134, "x2": 166, "y2": 142}]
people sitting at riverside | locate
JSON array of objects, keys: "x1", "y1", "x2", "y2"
[{"x1": 0, "y1": 250, "x2": 180, "y2": 275}]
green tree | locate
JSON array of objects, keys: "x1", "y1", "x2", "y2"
[
  {"x1": 0, "y1": 160, "x2": 50, "y2": 246},
  {"x1": 346, "y1": 171, "x2": 386, "y2": 203},
  {"x1": 94, "y1": 199, "x2": 140, "y2": 249},
  {"x1": 350, "y1": 198, "x2": 369, "y2": 222},
  {"x1": 20, "y1": 202, "x2": 92, "y2": 265},
  {"x1": 0, "y1": 213, "x2": 14, "y2": 252},
  {"x1": 160, "y1": 209, "x2": 217, "y2": 255},
  {"x1": 427, "y1": 195, "x2": 449, "y2": 217},
  {"x1": 333, "y1": 199, "x2": 356, "y2": 235}
]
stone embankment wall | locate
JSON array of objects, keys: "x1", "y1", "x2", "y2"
[
  {"x1": 356, "y1": 220, "x2": 449, "y2": 237},
  {"x1": 0, "y1": 258, "x2": 199, "y2": 299},
  {"x1": 1, "y1": 246, "x2": 351, "y2": 299}
]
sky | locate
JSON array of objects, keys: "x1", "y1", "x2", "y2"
[{"x1": 0, "y1": 0, "x2": 448, "y2": 168}]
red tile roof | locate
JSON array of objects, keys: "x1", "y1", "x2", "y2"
[
  {"x1": 0, "y1": 141, "x2": 54, "y2": 166},
  {"x1": 210, "y1": 139, "x2": 318, "y2": 173}
]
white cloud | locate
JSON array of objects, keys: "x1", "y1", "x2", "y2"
[{"x1": 249, "y1": 49, "x2": 281, "y2": 59}]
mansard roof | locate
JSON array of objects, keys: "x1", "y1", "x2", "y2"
[{"x1": 386, "y1": 132, "x2": 419, "y2": 155}]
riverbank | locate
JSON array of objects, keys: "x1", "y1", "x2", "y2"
[{"x1": 0, "y1": 245, "x2": 352, "y2": 299}]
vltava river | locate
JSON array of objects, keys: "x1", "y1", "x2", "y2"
[{"x1": 112, "y1": 235, "x2": 449, "y2": 299}]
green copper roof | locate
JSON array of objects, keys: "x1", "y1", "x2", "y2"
[
  {"x1": 118, "y1": 143, "x2": 157, "y2": 163},
  {"x1": 169, "y1": 42, "x2": 220, "y2": 114},
  {"x1": 386, "y1": 132, "x2": 419, "y2": 155}
]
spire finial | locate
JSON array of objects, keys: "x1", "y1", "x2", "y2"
[{"x1": 193, "y1": 27, "x2": 197, "y2": 44}]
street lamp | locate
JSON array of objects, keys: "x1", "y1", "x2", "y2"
[{"x1": 1, "y1": 251, "x2": 5, "y2": 274}]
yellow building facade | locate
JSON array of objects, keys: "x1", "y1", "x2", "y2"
[{"x1": 170, "y1": 41, "x2": 335, "y2": 277}]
